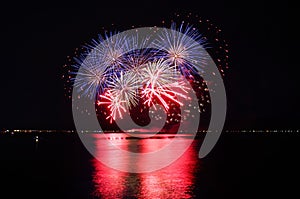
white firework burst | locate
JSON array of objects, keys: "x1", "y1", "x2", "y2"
[
  {"x1": 154, "y1": 22, "x2": 207, "y2": 76},
  {"x1": 141, "y1": 59, "x2": 178, "y2": 88},
  {"x1": 90, "y1": 32, "x2": 129, "y2": 70},
  {"x1": 72, "y1": 55, "x2": 107, "y2": 98},
  {"x1": 106, "y1": 71, "x2": 140, "y2": 109}
]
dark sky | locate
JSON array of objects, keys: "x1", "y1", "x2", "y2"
[{"x1": 0, "y1": 1, "x2": 297, "y2": 130}]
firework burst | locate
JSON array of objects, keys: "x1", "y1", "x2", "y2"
[
  {"x1": 154, "y1": 22, "x2": 207, "y2": 78},
  {"x1": 71, "y1": 54, "x2": 107, "y2": 98},
  {"x1": 141, "y1": 59, "x2": 190, "y2": 110},
  {"x1": 141, "y1": 59, "x2": 177, "y2": 88},
  {"x1": 89, "y1": 32, "x2": 129, "y2": 70},
  {"x1": 106, "y1": 71, "x2": 139, "y2": 109},
  {"x1": 97, "y1": 89, "x2": 127, "y2": 124}
]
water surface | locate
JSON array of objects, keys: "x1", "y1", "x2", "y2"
[{"x1": 0, "y1": 132, "x2": 298, "y2": 198}]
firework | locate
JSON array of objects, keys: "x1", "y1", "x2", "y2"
[
  {"x1": 97, "y1": 89, "x2": 127, "y2": 124},
  {"x1": 106, "y1": 71, "x2": 139, "y2": 109},
  {"x1": 141, "y1": 59, "x2": 177, "y2": 87},
  {"x1": 140, "y1": 59, "x2": 189, "y2": 110},
  {"x1": 154, "y1": 22, "x2": 207, "y2": 77},
  {"x1": 121, "y1": 50, "x2": 150, "y2": 82},
  {"x1": 89, "y1": 32, "x2": 130, "y2": 70},
  {"x1": 66, "y1": 18, "x2": 228, "y2": 124},
  {"x1": 71, "y1": 54, "x2": 107, "y2": 98}
]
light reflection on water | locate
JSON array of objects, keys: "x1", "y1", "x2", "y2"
[{"x1": 91, "y1": 134, "x2": 200, "y2": 198}]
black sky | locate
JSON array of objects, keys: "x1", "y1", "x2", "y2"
[{"x1": 0, "y1": 1, "x2": 297, "y2": 130}]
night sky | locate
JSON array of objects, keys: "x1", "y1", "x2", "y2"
[{"x1": 0, "y1": 1, "x2": 296, "y2": 130}]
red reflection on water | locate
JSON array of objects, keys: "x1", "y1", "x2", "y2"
[
  {"x1": 91, "y1": 135, "x2": 129, "y2": 198},
  {"x1": 138, "y1": 138, "x2": 198, "y2": 198},
  {"x1": 92, "y1": 134, "x2": 199, "y2": 198}
]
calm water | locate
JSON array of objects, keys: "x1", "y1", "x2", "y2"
[{"x1": 0, "y1": 133, "x2": 298, "y2": 198}]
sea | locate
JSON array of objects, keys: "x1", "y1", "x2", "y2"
[{"x1": 0, "y1": 131, "x2": 299, "y2": 198}]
